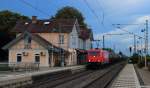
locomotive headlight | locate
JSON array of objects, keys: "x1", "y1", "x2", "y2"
[
  {"x1": 89, "y1": 60, "x2": 91, "y2": 62},
  {"x1": 93, "y1": 56, "x2": 95, "y2": 57}
]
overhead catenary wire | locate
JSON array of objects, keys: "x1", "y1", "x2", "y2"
[
  {"x1": 95, "y1": 0, "x2": 105, "y2": 25},
  {"x1": 19, "y1": 1, "x2": 146, "y2": 43},
  {"x1": 94, "y1": 0, "x2": 148, "y2": 37},
  {"x1": 84, "y1": 0, "x2": 117, "y2": 32},
  {"x1": 112, "y1": 24, "x2": 145, "y2": 39},
  {"x1": 84, "y1": 0, "x2": 100, "y2": 23},
  {"x1": 18, "y1": 0, "x2": 50, "y2": 17},
  {"x1": 112, "y1": 23, "x2": 145, "y2": 26},
  {"x1": 83, "y1": 0, "x2": 106, "y2": 29},
  {"x1": 83, "y1": 0, "x2": 148, "y2": 53}
]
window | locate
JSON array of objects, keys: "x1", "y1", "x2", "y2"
[
  {"x1": 88, "y1": 51, "x2": 99, "y2": 56},
  {"x1": 17, "y1": 54, "x2": 22, "y2": 62},
  {"x1": 24, "y1": 36, "x2": 32, "y2": 48},
  {"x1": 59, "y1": 34, "x2": 64, "y2": 44},
  {"x1": 35, "y1": 54, "x2": 40, "y2": 63},
  {"x1": 72, "y1": 36, "x2": 76, "y2": 45}
]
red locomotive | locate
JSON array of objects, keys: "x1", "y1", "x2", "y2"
[
  {"x1": 86, "y1": 48, "x2": 121, "y2": 69},
  {"x1": 87, "y1": 49, "x2": 109, "y2": 63}
]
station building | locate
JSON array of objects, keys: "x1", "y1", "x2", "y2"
[{"x1": 3, "y1": 16, "x2": 93, "y2": 67}]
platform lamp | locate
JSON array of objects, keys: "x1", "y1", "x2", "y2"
[{"x1": 141, "y1": 29, "x2": 147, "y2": 68}]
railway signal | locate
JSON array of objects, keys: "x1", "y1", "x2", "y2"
[
  {"x1": 129, "y1": 46, "x2": 132, "y2": 57},
  {"x1": 129, "y1": 46, "x2": 132, "y2": 53}
]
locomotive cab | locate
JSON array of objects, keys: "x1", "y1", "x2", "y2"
[{"x1": 86, "y1": 49, "x2": 109, "y2": 69}]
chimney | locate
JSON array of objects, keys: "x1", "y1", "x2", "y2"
[{"x1": 32, "y1": 16, "x2": 37, "y2": 23}]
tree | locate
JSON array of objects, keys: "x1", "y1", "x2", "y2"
[
  {"x1": 0, "y1": 10, "x2": 29, "y2": 32},
  {"x1": 130, "y1": 53, "x2": 139, "y2": 64},
  {"x1": 52, "y1": 6, "x2": 87, "y2": 28},
  {"x1": 0, "y1": 10, "x2": 29, "y2": 61}
]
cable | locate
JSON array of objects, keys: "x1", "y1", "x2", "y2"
[
  {"x1": 18, "y1": 0, "x2": 50, "y2": 17},
  {"x1": 95, "y1": 0, "x2": 105, "y2": 24},
  {"x1": 112, "y1": 24, "x2": 145, "y2": 39},
  {"x1": 84, "y1": 0, "x2": 103, "y2": 28}
]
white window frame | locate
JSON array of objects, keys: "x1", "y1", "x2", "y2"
[
  {"x1": 17, "y1": 54, "x2": 22, "y2": 63},
  {"x1": 59, "y1": 34, "x2": 64, "y2": 44},
  {"x1": 35, "y1": 54, "x2": 40, "y2": 63}
]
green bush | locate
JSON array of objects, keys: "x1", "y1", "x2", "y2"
[
  {"x1": 0, "y1": 64, "x2": 12, "y2": 71},
  {"x1": 147, "y1": 61, "x2": 150, "y2": 71},
  {"x1": 148, "y1": 65, "x2": 150, "y2": 71},
  {"x1": 130, "y1": 53, "x2": 139, "y2": 64},
  {"x1": 137, "y1": 61, "x2": 145, "y2": 68}
]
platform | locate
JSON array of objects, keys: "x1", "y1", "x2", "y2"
[
  {"x1": 111, "y1": 64, "x2": 140, "y2": 88},
  {"x1": 135, "y1": 65, "x2": 150, "y2": 88},
  {"x1": 0, "y1": 65, "x2": 85, "y2": 87}
]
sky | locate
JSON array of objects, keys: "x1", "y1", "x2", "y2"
[{"x1": 1, "y1": 0, "x2": 150, "y2": 55}]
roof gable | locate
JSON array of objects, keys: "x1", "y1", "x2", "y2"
[
  {"x1": 2, "y1": 31, "x2": 28, "y2": 50},
  {"x1": 2, "y1": 31, "x2": 67, "y2": 53}
]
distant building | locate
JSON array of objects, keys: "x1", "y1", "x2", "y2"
[{"x1": 2, "y1": 16, "x2": 93, "y2": 67}]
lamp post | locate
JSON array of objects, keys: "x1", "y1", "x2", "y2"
[
  {"x1": 138, "y1": 37, "x2": 143, "y2": 63},
  {"x1": 142, "y1": 20, "x2": 148, "y2": 68},
  {"x1": 141, "y1": 28, "x2": 147, "y2": 68},
  {"x1": 59, "y1": 23, "x2": 65, "y2": 67},
  {"x1": 51, "y1": 46, "x2": 54, "y2": 67},
  {"x1": 134, "y1": 35, "x2": 136, "y2": 54},
  {"x1": 103, "y1": 35, "x2": 105, "y2": 49}
]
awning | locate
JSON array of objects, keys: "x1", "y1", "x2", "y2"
[{"x1": 76, "y1": 49, "x2": 87, "y2": 54}]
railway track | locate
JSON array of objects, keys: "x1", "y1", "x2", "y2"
[
  {"x1": 84, "y1": 63, "x2": 125, "y2": 88},
  {"x1": 25, "y1": 62, "x2": 126, "y2": 88},
  {"x1": 25, "y1": 70, "x2": 93, "y2": 88},
  {"x1": 53, "y1": 62, "x2": 125, "y2": 88}
]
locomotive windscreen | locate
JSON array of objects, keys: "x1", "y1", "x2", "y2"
[{"x1": 88, "y1": 51, "x2": 100, "y2": 56}]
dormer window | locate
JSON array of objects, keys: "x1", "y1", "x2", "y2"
[
  {"x1": 44, "y1": 21, "x2": 50, "y2": 25},
  {"x1": 25, "y1": 22, "x2": 29, "y2": 25},
  {"x1": 24, "y1": 35, "x2": 31, "y2": 49}
]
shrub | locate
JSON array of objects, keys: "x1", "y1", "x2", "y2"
[
  {"x1": 0, "y1": 64, "x2": 12, "y2": 71},
  {"x1": 130, "y1": 53, "x2": 139, "y2": 64},
  {"x1": 137, "y1": 61, "x2": 145, "y2": 68}
]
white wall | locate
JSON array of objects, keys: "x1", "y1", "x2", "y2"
[
  {"x1": 78, "y1": 38, "x2": 84, "y2": 49},
  {"x1": 85, "y1": 39, "x2": 92, "y2": 50},
  {"x1": 69, "y1": 25, "x2": 79, "y2": 49}
]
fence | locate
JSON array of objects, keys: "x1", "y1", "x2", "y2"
[{"x1": 0, "y1": 62, "x2": 39, "y2": 72}]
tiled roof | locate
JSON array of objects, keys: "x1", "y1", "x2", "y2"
[
  {"x1": 10, "y1": 17, "x2": 93, "y2": 40},
  {"x1": 11, "y1": 19, "x2": 76, "y2": 33}
]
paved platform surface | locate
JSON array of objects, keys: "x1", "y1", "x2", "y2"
[
  {"x1": 111, "y1": 64, "x2": 140, "y2": 88},
  {"x1": 0, "y1": 65, "x2": 85, "y2": 81},
  {"x1": 136, "y1": 65, "x2": 150, "y2": 87}
]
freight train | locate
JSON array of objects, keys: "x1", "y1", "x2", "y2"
[{"x1": 86, "y1": 48, "x2": 123, "y2": 69}]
